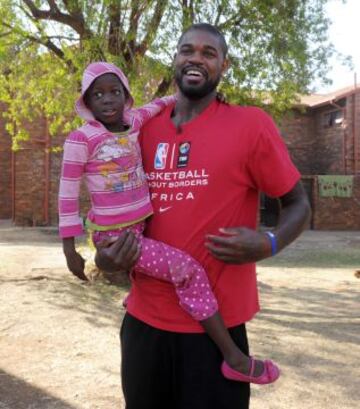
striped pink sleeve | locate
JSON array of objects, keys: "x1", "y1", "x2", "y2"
[
  {"x1": 58, "y1": 131, "x2": 88, "y2": 238},
  {"x1": 127, "y1": 95, "x2": 176, "y2": 132}
]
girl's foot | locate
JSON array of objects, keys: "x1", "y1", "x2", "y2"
[
  {"x1": 222, "y1": 355, "x2": 280, "y2": 384},
  {"x1": 226, "y1": 355, "x2": 264, "y2": 377}
]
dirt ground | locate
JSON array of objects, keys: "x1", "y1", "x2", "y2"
[{"x1": 0, "y1": 221, "x2": 359, "y2": 409}]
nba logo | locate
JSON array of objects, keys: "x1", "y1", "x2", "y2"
[{"x1": 154, "y1": 143, "x2": 169, "y2": 169}]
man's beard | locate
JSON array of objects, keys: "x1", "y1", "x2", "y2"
[{"x1": 175, "y1": 71, "x2": 221, "y2": 100}]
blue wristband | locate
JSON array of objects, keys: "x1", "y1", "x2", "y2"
[{"x1": 264, "y1": 231, "x2": 277, "y2": 256}]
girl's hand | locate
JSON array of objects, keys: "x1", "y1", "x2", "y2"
[{"x1": 65, "y1": 250, "x2": 87, "y2": 281}]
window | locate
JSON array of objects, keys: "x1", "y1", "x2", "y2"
[{"x1": 323, "y1": 110, "x2": 343, "y2": 127}]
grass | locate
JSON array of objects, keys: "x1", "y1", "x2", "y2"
[{"x1": 260, "y1": 247, "x2": 360, "y2": 269}]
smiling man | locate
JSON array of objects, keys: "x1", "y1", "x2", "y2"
[{"x1": 96, "y1": 23, "x2": 311, "y2": 409}]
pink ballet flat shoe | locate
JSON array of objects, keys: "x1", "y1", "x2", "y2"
[{"x1": 221, "y1": 358, "x2": 280, "y2": 385}]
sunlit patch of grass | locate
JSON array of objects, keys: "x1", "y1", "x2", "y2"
[{"x1": 260, "y1": 248, "x2": 360, "y2": 268}]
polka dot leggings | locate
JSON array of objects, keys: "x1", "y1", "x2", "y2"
[{"x1": 92, "y1": 222, "x2": 218, "y2": 321}]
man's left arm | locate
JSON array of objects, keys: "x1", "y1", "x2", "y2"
[{"x1": 205, "y1": 181, "x2": 311, "y2": 264}]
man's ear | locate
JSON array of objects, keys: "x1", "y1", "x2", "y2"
[{"x1": 221, "y1": 58, "x2": 230, "y2": 74}]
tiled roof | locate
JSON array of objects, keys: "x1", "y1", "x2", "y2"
[{"x1": 298, "y1": 84, "x2": 360, "y2": 108}]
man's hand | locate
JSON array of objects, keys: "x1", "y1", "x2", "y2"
[
  {"x1": 205, "y1": 183, "x2": 311, "y2": 265},
  {"x1": 205, "y1": 227, "x2": 270, "y2": 264},
  {"x1": 95, "y1": 230, "x2": 140, "y2": 273},
  {"x1": 65, "y1": 250, "x2": 87, "y2": 281}
]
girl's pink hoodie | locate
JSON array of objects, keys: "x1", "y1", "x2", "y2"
[{"x1": 58, "y1": 62, "x2": 174, "y2": 238}]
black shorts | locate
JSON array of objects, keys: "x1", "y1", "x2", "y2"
[{"x1": 120, "y1": 313, "x2": 250, "y2": 409}]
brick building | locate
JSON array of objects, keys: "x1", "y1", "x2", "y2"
[
  {"x1": 1, "y1": 86, "x2": 360, "y2": 230},
  {"x1": 0, "y1": 109, "x2": 88, "y2": 227},
  {"x1": 278, "y1": 85, "x2": 360, "y2": 229}
]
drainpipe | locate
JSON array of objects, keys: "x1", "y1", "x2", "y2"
[
  {"x1": 11, "y1": 148, "x2": 15, "y2": 223},
  {"x1": 44, "y1": 118, "x2": 50, "y2": 225},
  {"x1": 33, "y1": 119, "x2": 50, "y2": 226},
  {"x1": 353, "y1": 73, "x2": 358, "y2": 174}
]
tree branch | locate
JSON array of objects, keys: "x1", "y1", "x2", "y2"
[
  {"x1": 121, "y1": 1, "x2": 150, "y2": 67},
  {"x1": 0, "y1": 30, "x2": 13, "y2": 39},
  {"x1": 62, "y1": 0, "x2": 83, "y2": 18},
  {"x1": 22, "y1": 0, "x2": 92, "y2": 40},
  {"x1": 136, "y1": 0, "x2": 167, "y2": 57},
  {"x1": 1, "y1": 18, "x2": 77, "y2": 72},
  {"x1": 108, "y1": 2, "x2": 124, "y2": 55},
  {"x1": 217, "y1": 13, "x2": 244, "y2": 31},
  {"x1": 181, "y1": 0, "x2": 194, "y2": 28},
  {"x1": 153, "y1": 66, "x2": 173, "y2": 97},
  {"x1": 28, "y1": 34, "x2": 77, "y2": 72},
  {"x1": 127, "y1": 0, "x2": 143, "y2": 52},
  {"x1": 45, "y1": 0, "x2": 60, "y2": 13},
  {"x1": 214, "y1": 1, "x2": 225, "y2": 26}
]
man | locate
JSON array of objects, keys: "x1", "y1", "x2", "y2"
[{"x1": 96, "y1": 23, "x2": 311, "y2": 409}]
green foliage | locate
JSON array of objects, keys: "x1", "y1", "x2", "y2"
[
  {"x1": 0, "y1": 43, "x2": 80, "y2": 149},
  {"x1": 0, "y1": 0, "x2": 346, "y2": 146}
]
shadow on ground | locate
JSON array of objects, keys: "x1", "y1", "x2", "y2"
[
  {"x1": 257, "y1": 281, "x2": 359, "y2": 345},
  {"x1": 0, "y1": 369, "x2": 77, "y2": 409},
  {"x1": 251, "y1": 279, "x2": 360, "y2": 401},
  {"x1": 0, "y1": 268, "x2": 128, "y2": 330}
]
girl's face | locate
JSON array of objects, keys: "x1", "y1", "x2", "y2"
[{"x1": 85, "y1": 73, "x2": 127, "y2": 132}]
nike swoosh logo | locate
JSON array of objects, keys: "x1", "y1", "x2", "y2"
[{"x1": 159, "y1": 206, "x2": 172, "y2": 213}]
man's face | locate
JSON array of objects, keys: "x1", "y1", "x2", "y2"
[
  {"x1": 85, "y1": 73, "x2": 126, "y2": 131},
  {"x1": 175, "y1": 29, "x2": 228, "y2": 100}
]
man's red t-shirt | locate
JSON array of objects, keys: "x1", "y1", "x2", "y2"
[{"x1": 125, "y1": 100, "x2": 300, "y2": 332}]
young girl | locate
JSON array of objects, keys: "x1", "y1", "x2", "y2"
[{"x1": 58, "y1": 62, "x2": 279, "y2": 384}]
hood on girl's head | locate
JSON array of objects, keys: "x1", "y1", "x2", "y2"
[{"x1": 75, "y1": 62, "x2": 134, "y2": 122}]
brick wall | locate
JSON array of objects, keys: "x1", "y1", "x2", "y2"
[
  {"x1": 279, "y1": 109, "x2": 317, "y2": 175},
  {"x1": 12, "y1": 148, "x2": 35, "y2": 225},
  {"x1": 344, "y1": 91, "x2": 360, "y2": 174},
  {"x1": 311, "y1": 175, "x2": 360, "y2": 230},
  {"x1": 1, "y1": 114, "x2": 90, "y2": 227},
  {"x1": 2, "y1": 92, "x2": 360, "y2": 230},
  {"x1": 16, "y1": 135, "x2": 90, "y2": 227},
  {"x1": 356, "y1": 92, "x2": 360, "y2": 172},
  {"x1": 280, "y1": 90, "x2": 360, "y2": 176},
  {"x1": 0, "y1": 103, "x2": 12, "y2": 219},
  {"x1": 275, "y1": 99, "x2": 360, "y2": 231},
  {"x1": 312, "y1": 105, "x2": 346, "y2": 174}
]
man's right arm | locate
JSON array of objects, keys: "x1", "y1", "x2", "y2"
[{"x1": 94, "y1": 230, "x2": 141, "y2": 276}]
